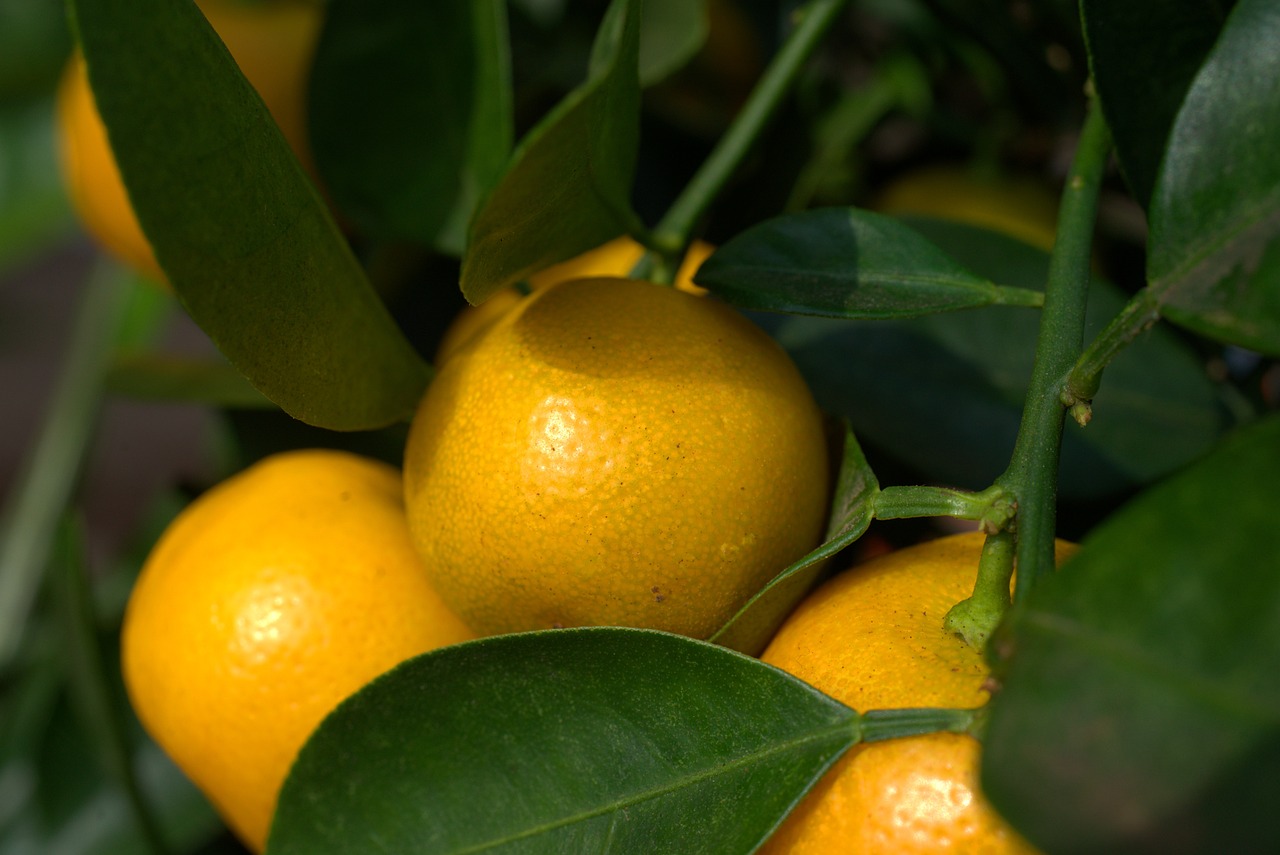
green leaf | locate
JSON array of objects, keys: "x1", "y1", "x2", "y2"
[
  {"x1": 309, "y1": 0, "x2": 512, "y2": 254},
  {"x1": 68, "y1": 0, "x2": 430, "y2": 430},
  {"x1": 695, "y1": 208, "x2": 1039, "y2": 318},
  {"x1": 761, "y1": 218, "x2": 1235, "y2": 500},
  {"x1": 461, "y1": 0, "x2": 642, "y2": 304},
  {"x1": 1147, "y1": 0, "x2": 1280, "y2": 356},
  {"x1": 712, "y1": 422, "x2": 877, "y2": 655},
  {"x1": 983, "y1": 415, "x2": 1280, "y2": 854},
  {"x1": 1081, "y1": 0, "x2": 1232, "y2": 208},
  {"x1": 638, "y1": 0, "x2": 707, "y2": 86},
  {"x1": 0, "y1": 0, "x2": 69, "y2": 99},
  {"x1": 0, "y1": 102, "x2": 72, "y2": 269},
  {"x1": 269, "y1": 628, "x2": 857, "y2": 855},
  {"x1": 106, "y1": 352, "x2": 275, "y2": 409}
]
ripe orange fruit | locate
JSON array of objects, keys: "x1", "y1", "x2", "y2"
[
  {"x1": 435, "y1": 237, "x2": 715, "y2": 364},
  {"x1": 759, "y1": 532, "x2": 1076, "y2": 854},
  {"x1": 874, "y1": 165, "x2": 1061, "y2": 253},
  {"x1": 121, "y1": 450, "x2": 474, "y2": 852},
  {"x1": 56, "y1": 0, "x2": 322, "y2": 283},
  {"x1": 405, "y1": 276, "x2": 830, "y2": 639}
]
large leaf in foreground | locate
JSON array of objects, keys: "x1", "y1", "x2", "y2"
[
  {"x1": 268, "y1": 629, "x2": 856, "y2": 854},
  {"x1": 69, "y1": 0, "x2": 429, "y2": 429},
  {"x1": 696, "y1": 208, "x2": 1037, "y2": 318},
  {"x1": 1147, "y1": 0, "x2": 1280, "y2": 355},
  {"x1": 309, "y1": 0, "x2": 511, "y2": 253},
  {"x1": 461, "y1": 0, "x2": 642, "y2": 304},
  {"x1": 984, "y1": 415, "x2": 1280, "y2": 854}
]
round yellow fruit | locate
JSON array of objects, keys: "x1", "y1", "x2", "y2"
[
  {"x1": 405, "y1": 276, "x2": 830, "y2": 639},
  {"x1": 759, "y1": 532, "x2": 1077, "y2": 854},
  {"x1": 874, "y1": 165, "x2": 1061, "y2": 253},
  {"x1": 435, "y1": 237, "x2": 715, "y2": 364},
  {"x1": 121, "y1": 449, "x2": 474, "y2": 852},
  {"x1": 56, "y1": 0, "x2": 322, "y2": 283}
]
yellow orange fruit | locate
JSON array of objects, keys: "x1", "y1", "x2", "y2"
[
  {"x1": 56, "y1": 0, "x2": 322, "y2": 283},
  {"x1": 406, "y1": 276, "x2": 830, "y2": 638},
  {"x1": 875, "y1": 165, "x2": 1061, "y2": 253},
  {"x1": 759, "y1": 532, "x2": 1077, "y2": 854},
  {"x1": 435, "y1": 237, "x2": 715, "y2": 364},
  {"x1": 121, "y1": 450, "x2": 474, "y2": 851}
]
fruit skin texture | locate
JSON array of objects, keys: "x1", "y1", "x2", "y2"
[
  {"x1": 405, "y1": 276, "x2": 830, "y2": 639},
  {"x1": 121, "y1": 449, "x2": 474, "y2": 852},
  {"x1": 435, "y1": 237, "x2": 715, "y2": 364},
  {"x1": 875, "y1": 165, "x2": 1060, "y2": 253},
  {"x1": 56, "y1": 0, "x2": 321, "y2": 283},
  {"x1": 759, "y1": 532, "x2": 1077, "y2": 854}
]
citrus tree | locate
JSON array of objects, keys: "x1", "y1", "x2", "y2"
[{"x1": 1, "y1": 0, "x2": 1277, "y2": 853}]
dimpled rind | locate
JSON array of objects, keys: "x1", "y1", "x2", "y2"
[
  {"x1": 404, "y1": 276, "x2": 830, "y2": 639},
  {"x1": 121, "y1": 450, "x2": 474, "y2": 852}
]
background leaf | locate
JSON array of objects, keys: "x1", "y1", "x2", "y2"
[
  {"x1": 983, "y1": 415, "x2": 1280, "y2": 854},
  {"x1": 269, "y1": 628, "x2": 857, "y2": 855},
  {"x1": 68, "y1": 0, "x2": 430, "y2": 430},
  {"x1": 638, "y1": 0, "x2": 708, "y2": 86},
  {"x1": 106, "y1": 352, "x2": 273, "y2": 409},
  {"x1": 1080, "y1": 0, "x2": 1232, "y2": 208},
  {"x1": 756, "y1": 219, "x2": 1236, "y2": 500},
  {"x1": 712, "y1": 422, "x2": 877, "y2": 655},
  {"x1": 461, "y1": 0, "x2": 642, "y2": 304},
  {"x1": 695, "y1": 208, "x2": 1027, "y2": 318},
  {"x1": 309, "y1": 0, "x2": 512, "y2": 253},
  {"x1": 0, "y1": 101, "x2": 71, "y2": 269},
  {"x1": 1147, "y1": 0, "x2": 1280, "y2": 356}
]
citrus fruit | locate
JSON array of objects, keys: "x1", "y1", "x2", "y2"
[
  {"x1": 435, "y1": 237, "x2": 715, "y2": 364},
  {"x1": 56, "y1": 0, "x2": 322, "y2": 283},
  {"x1": 405, "y1": 276, "x2": 830, "y2": 639},
  {"x1": 121, "y1": 449, "x2": 474, "y2": 852},
  {"x1": 874, "y1": 165, "x2": 1060, "y2": 253},
  {"x1": 759, "y1": 531, "x2": 1077, "y2": 854}
]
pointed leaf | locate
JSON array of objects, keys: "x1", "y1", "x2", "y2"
[
  {"x1": 695, "y1": 208, "x2": 1037, "y2": 318},
  {"x1": 1147, "y1": 0, "x2": 1280, "y2": 355},
  {"x1": 1081, "y1": 0, "x2": 1231, "y2": 208},
  {"x1": 68, "y1": 0, "x2": 430, "y2": 429},
  {"x1": 309, "y1": 0, "x2": 512, "y2": 253},
  {"x1": 984, "y1": 415, "x2": 1280, "y2": 854},
  {"x1": 639, "y1": 0, "x2": 708, "y2": 86},
  {"x1": 461, "y1": 0, "x2": 642, "y2": 304},
  {"x1": 269, "y1": 628, "x2": 857, "y2": 855},
  {"x1": 712, "y1": 422, "x2": 877, "y2": 655}
]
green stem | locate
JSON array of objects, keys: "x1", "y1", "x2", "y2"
[
  {"x1": 995, "y1": 103, "x2": 1111, "y2": 606},
  {"x1": 1063, "y1": 286, "x2": 1161, "y2": 422},
  {"x1": 653, "y1": 0, "x2": 851, "y2": 251},
  {"x1": 873, "y1": 485, "x2": 1014, "y2": 530},
  {"x1": 859, "y1": 706, "x2": 978, "y2": 743},
  {"x1": 943, "y1": 530, "x2": 1016, "y2": 648},
  {"x1": 0, "y1": 264, "x2": 135, "y2": 667}
]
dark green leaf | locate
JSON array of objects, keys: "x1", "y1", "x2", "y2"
[
  {"x1": 309, "y1": 0, "x2": 512, "y2": 253},
  {"x1": 1147, "y1": 0, "x2": 1280, "y2": 355},
  {"x1": 759, "y1": 218, "x2": 1235, "y2": 499},
  {"x1": 68, "y1": 0, "x2": 430, "y2": 429},
  {"x1": 695, "y1": 208, "x2": 1035, "y2": 319},
  {"x1": 638, "y1": 0, "x2": 707, "y2": 86},
  {"x1": 106, "y1": 352, "x2": 275, "y2": 409},
  {"x1": 984, "y1": 415, "x2": 1280, "y2": 854},
  {"x1": 712, "y1": 422, "x2": 877, "y2": 655},
  {"x1": 1081, "y1": 0, "x2": 1232, "y2": 208},
  {"x1": 269, "y1": 628, "x2": 856, "y2": 855},
  {"x1": 461, "y1": 0, "x2": 642, "y2": 304},
  {"x1": 0, "y1": 102, "x2": 72, "y2": 269},
  {"x1": 0, "y1": 0, "x2": 69, "y2": 99}
]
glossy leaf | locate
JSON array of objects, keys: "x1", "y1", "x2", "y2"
[
  {"x1": 695, "y1": 208, "x2": 1036, "y2": 318},
  {"x1": 1081, "y1": 0, "x2": 1231, "y2": 208},
  {"x1": 712, "y1": 422, "x2": 877, "y2": 655},
  {"x1": 68, "y1": 0, "x2": 430, "y2": 429},
  {"x1": 759, "y1": 219, "x2": 1235, "y2": 499},
  {"x1": 461, "y1": 0, "x2": 642, "y2": 304},
  {"x1": 309, "y1": 0, "x2": 512, "y2": 253},
  {"x1": 269, "y1": 628, "x2": 857, "y2": 855},
  {"x1": 639, "y1": 0, "x2": 707, "y2": 86},
  {"x1": 984, "y1": 415, "x2": 1280, "y2": 854},
  {"x1": 106, "y1": 352, "x2": 274, "y2": 409},
  {"x1": 1147, "y1": 0, "x2": 1280, "y2": 355}
]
